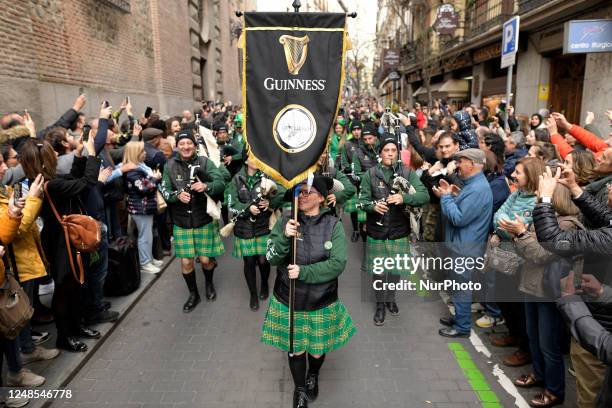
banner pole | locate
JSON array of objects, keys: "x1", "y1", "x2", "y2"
[{"x1": 289, "y1": 187, "x2": 299, "y2": 356}]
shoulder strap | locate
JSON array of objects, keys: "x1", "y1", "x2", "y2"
[
  {"x1": 6, "y1": 244, "x2": 19, "y2": 284},
  {"x1": 44, "y1": 182, "x2": 64, "y2": 224},
  {"x1": 42, "y1": 182, "x2": 84, "y2": 284}
]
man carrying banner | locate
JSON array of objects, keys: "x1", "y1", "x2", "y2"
[
  {"x1": 160, "y1": 129, "x2": 225, "y2": 312},
  {"x1": 358, "y1": 136, "x2": 429, "y2": 326},
  {"x1": 262, "y1": 175, "x2": 356, "y2": 407},
  {"x1": 340, "y1": 121, "x2": 363, "y2": 241}
]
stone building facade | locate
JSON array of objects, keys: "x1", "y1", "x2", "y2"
[{"x1": 0, "y1": 0, "x2": 252, "y2": 125}]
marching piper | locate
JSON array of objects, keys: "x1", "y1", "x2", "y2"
[
  {"x1": 339, "y1": 121, "x2": 363, "y2": 240},
  {"x1": 160, "y1": 129, "x2": 225, "y2": 312},
  {"x1": 262, "y1": 175, "x2": 356, "y2": 408},
  {"x1": 358, "y1": 136, "x2": 429, "y2": 326},
  {"x1": 314, "y1": 150, "x2": 355, "y2": 216},
  {"x1": 226, "y1": 155, "x2": 285, "y2": 311},
  {"x1": 351, "y1": 125, "x2": 380, "y2": 242}
]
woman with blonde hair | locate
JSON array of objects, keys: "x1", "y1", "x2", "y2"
[{"x1": 109, "y1": 141, "x2": 162, "y2": 273}]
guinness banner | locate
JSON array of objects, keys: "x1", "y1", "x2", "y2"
[{"x1": 238, "y1": 12, "x2": 349, "y2": 188}]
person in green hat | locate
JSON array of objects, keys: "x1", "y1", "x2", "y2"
[
  {"x1": 340, "y1": 121, "x2": 364, "y2": 241},
  {"x1": 328, "y1": 119, "x2": 346, "y2": 165},
  {"x1": 262, "y1": 175, "x2": 356, "y2": 408},
  {"x1": 358, "y1": 135, "x2": 429, "y2": 326}
]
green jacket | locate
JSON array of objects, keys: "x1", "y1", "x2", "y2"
[
  {"x1": 160, "y1": 154, "x2": 224, "y2": 204},
  {"x1": 357, "y1": 163, "x2": 430, "y2": 213},
  {"x1": 226, "y1": 167, "x2": 285, "y2": 214},
  {"x1": 493, "y1": 190, "x2": 537, "y2": 240},
  {"x1": 266, "y1": 208, "x2": 347, "y2": 284}
]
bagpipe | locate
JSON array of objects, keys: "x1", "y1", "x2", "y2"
[
  {"x1": 220, "y1": 177, "x2": 278, "y2": 238},
  {"x1": 371, "y1": 108, "x2": 422, "y2": 228}
]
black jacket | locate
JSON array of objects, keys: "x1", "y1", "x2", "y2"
[
  {"x1": 533, "y1": 192, "x2": 612, "y2": 257},
  {"x1": 533, "y1": 191, "x2": 612, "y2": 331}
]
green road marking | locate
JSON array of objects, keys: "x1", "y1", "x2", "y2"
[{"x1": 448, "y1": 343, "x2": 502, "y2": 407}]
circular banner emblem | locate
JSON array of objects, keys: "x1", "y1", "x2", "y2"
[{"x1": 272, "y1": 104, "x2": 317, "y2": 153}]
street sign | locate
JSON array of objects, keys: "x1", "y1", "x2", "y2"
[
  {"x1": 501, "y1": 16, "x2": 520, "y2": 69},
  {"x1": 383, "y1": 49, "x2": 400, "y2": 69},
  {"x1": 433, "y1": 4, "x2": 459, "y2": 35},
  {"x1": 563, "y1": 19, "x2": 612, "y2": 54},
  {"x1": 388, "y1": 71, "x2": 401, "y2": 81}
]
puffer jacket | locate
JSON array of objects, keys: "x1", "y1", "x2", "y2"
[
  {"x1": 124, "y1": 167, "x2": 158, "y2": 215},
  {"x1": 534, "y1": 191, "x2": 612, "y2": 331},
  {"x1": 0, "y1": 210, "x2": 23, "y2": 287},
  {"x1": 493, "y1": 190, "x2": 537, "y2": 240},
  {"x1": 0, "y1": 186, "x2": 47, "y2": 283},
  {"x1": 503, "y1": 148, "x2": 528, "y2": 179},
  {"x1": 584, "y1": 173, "x2": 612, "y2": 210},
  {"x1": 453, "y1": 111, "x2": 478, "y2": 150},
  {"x1": 514, "y1": 217, "x2": 580, "y2": 298}
]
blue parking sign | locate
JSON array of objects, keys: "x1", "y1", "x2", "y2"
[{"x1": 501, "y1": 16, "x2": 520, "y2": 68}]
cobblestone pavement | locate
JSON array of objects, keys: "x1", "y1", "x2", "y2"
[{"x1": 53, "y1": 220, "x2": 577, "y2": 408}]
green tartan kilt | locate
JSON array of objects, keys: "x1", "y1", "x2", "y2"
[
  {"x1": 173, "y1": 221, "x2": 225, "y2": 258},
  {"x1": 232, "y1": 234, "x2": 269, "y2": 258},
  {"x1": 261, "y1": 295, "x2": 356, "y2": 355},
  {"x1": 357, "y1": 209, "x2": 367, "y2": 223},
  {"x1": 344, "y1": 195, "x2": 358, "y2": 213},
  {"x1": 365, "y1": 236, "x2": 412, "y2": 276}
]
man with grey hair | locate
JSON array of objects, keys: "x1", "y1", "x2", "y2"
[{"x1": 503, "y1": 130, "x2": 528, "y2": 179}]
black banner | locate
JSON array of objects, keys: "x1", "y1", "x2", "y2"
[{"x1": 239, "y1": 12, "x2": 348, "y2": 188}]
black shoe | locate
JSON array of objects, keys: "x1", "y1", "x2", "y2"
[
  {"x1": 259, "y1": 282, "x2": 269, "y2": 300},
  {"x1": 439, "y1": 317, "x2": 455, "y2": 327},
  {"x1": 438, "y1": 327, "x2": 470, "y2": 338},
  {"x1": 374, "y1": 303, "x2": 386, "y2": 326},
  {"x1": 205, "y1": 281, "x2": 217, "y2": 301},
  {"x1": 350, "y1": 231, "x2": 359, "y2": 242},
  {"x1": 293, "y1": 387, "x2": 308, "y2": 408},
  {"x1": 83, "y1": 310, "x2": 119, "y2": 325},
  {"x1": 101, "y1": 301, "x2": 111, "y2": 311},
  {"x1": 249, "y1": 295, "x2": 259, "y2": 311},
  {"x1": 305, "y1": 373, "x2": 319, "y2": 401},
  {"x1": 57, "y1": 336, "x2": 88, "y2": 352},
  {"x1": 78, "y1": 326, "x2": 101, "y2": 339},
  {"x1": 183, "y1": 292, "x2": 201, "y2": 313},
  {"x1": 385, "y1": 301, "x2": 399, "y2": 316}
]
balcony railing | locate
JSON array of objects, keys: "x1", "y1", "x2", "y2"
[
  {"x1": 465, "y1": 0, "x2": 514, "y2": 39},
  {"x1": 518, "y1": 0, "x2": 549, "y2": 14}
]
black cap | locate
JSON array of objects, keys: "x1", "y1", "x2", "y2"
[
  {"x1": 362, "y1": 125, "x2": 377, "y2": 137},
  {"x1": 378, "y1": 134, "x2": 399, "y2": 153},
  {"x1": 283, "y1": 175, "x2": 334, "y2": 201},
  {"x1": 176, "y1": 129, "x2": 196, "y2": 145},
  {"x1": 350, "y1": 121, "x2": 363, "y2": 131},
  {"x1": 213, "y1": 122, "x2": 228, "y2": 132}
]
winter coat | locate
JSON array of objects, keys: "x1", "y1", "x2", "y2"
[
  {"x1": 503, "y1": 147, "x2": 528, "y2": 179},
  {"x1": 0, "y1": 210, "x2": 22, "y2": 287},
  {"x1": 0, "y1": 186, "x2": 47, "y2": 283},
  {"x1": 486, "y1": 171, "x2": 511, "y2": 216},
  {"x1": 124, "y1": 166, "x2": 159, "y2": 215},
  {"x1": 514, "y1": 217, "x2": 580, "y2": 298},
  {"x1": 493, "y1": 190, "x2": 537, "y2": 240},
  {"x1": 453, "y1": 111, "x2": 478, "y2": 150}
]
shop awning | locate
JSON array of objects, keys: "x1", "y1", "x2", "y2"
[
  {"x1": 439, "y1": 79, "x2": 469, "y2": 97},
  {"x1": 413, "y1": 82, "x2": 443, "y2": 96}
]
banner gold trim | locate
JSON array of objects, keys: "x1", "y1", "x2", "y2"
[{"x1": 240, "y1": 17, "x2": 349, "y2": 189}]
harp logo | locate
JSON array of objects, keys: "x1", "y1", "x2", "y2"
[{"x1": 279, "y1": 35, "x2": 310, "y2": 75}]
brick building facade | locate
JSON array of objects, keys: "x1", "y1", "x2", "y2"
[{"x1": 0, "y1": 0, "x2": 253, "y2": 125}]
